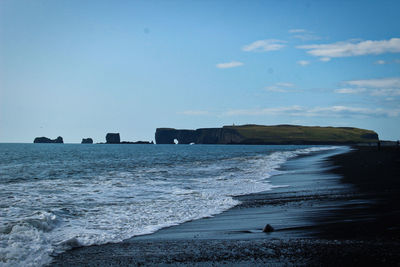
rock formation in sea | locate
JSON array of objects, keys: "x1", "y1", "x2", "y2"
[
  {"x1": 34, "y1": 136, "x2": 64, "y2": 143},
  {"x1": 105, "y1": 133, "x2": 121, "y2": 144},
  {"x1": 104, "y1": 133, "x2": 154, "y2": 144},
  {"x1": 81, "y1": 138, "x2": 93, "y2": 144},
  {"x1": 155, "y1": 125, "x2": 379, "y2": 145}
]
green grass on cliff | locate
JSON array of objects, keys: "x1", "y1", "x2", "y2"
[{"x1": 223, "y1": 124, "x2": 378, "y2": 143}]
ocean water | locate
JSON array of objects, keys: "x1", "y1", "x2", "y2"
[{"x1": 0, "y1": 144, "x2": 340, "y2": 266}]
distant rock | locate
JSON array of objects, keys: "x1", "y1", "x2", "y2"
[
  {"x1": 106, "y1": 133, "x2": 120, "y2": 144},
  {"x1": 263, "y1": 224, "x2": 274, "y2": 233},
  {"x1": 81, "y1": 138, "x2": 93, "y2": 144},
  {"x1": 34, "y1": 136, "x2": 63, "y2": 143}
]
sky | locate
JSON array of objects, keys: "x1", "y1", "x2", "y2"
[{"x1": 0, "y1": 0, "x2": 399, "y2": 143}]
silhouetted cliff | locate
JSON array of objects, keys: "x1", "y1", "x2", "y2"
[
  {"x1": 155, "y1": 125, "x2": 379, "y2": 145},
  {"x1": 106, "y1": 133, "x2": 120, "y2": 144},
  {"x1": 81, "y1": 138, "x2": 93, "y2": 144},
  {"x1": 34, "y1": 136, "x2": 64, "y2": 143}
]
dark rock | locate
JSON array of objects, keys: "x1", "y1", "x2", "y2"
[
  {"x1": 155, "y1": 125, "x2": 379, "y2": 145},
  {"x1": 106, "y1": 133, "x2": 120, "y2": 144},
  {"x1": 155, "y1": 128, "x2": 242, "y2": 144},
  {"x1": 81, "y1": 138, "x2": 93, "y2": 144},
  {"x1": 361, "y1": 133, "x2": 379, "y2": 140},
  {"x1": 263, "y1": 224, "x2": 274, "y2": 233},
  {"x1": 34, "y1": 136, "x2": 64, "y2": 143}
]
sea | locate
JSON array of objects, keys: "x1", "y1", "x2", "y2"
[{"x1": 0, "y1": 144, "x2": 342, "y2": 266}]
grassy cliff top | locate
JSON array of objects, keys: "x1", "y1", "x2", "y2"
[{"x1": 222, "y1": 124, "x2": 378, "y2": 143}]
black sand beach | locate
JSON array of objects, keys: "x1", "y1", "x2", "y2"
[{"x1": 51, "y1": 146, "x2": 400, "y2": 266}]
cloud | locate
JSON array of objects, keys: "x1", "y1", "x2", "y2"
[
  {"x1": 334, "y1": 77, "x2": 400, "y2": 98},
  {"x1": 297, "y1": 60, "x2": 310, "y2": 66},
  {"x1": 371, "y1": 88, "x2": 400, "y2": 96},
  {"x1": 344, "y1": 77, "x2": 400, "y2": 88},
  {"x1": 265, "y1": 82, "x2": 295, "y2": 92},
  {"x1": 293, "y1": 34, "x2": 321, "y2": 41},
  {"x1": 375, "y1": 60, "x2": 386, "y2": 65},
  {"x1": 242, "y1": 39, "x2": 287, "y2": 52},
  {"x1": 289, "y1": 29, "x2": 320, "y2": 41},
  {"x1": 289, "y1": 29, "x2": 307, "y2": 33},
  {"x1": 374, "y1": 59, "x2": 400, "y2": 64},
  {"x1": 297, "y1": 38, "x2": 400, "y2": 61},
  {"x1": 223, "y1": 105, "x2": 399, "y2": 118},
  {"x1": 216, "y1": 61, "x2": 244, "y2": 69},
  {"x1": 320, "y1": 57, "x2": 331, "y2": 62},
  {"x1": 180, "y1": 110, "x2": 210, "y2": 115},
  {"x1": 276, "y1": 82, "x2": 295, "y2": 87},
  {"x1": 335, "y1": 88, "x2": 367, "y2": 94}
]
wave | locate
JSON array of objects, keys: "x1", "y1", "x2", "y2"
[{"x1": 0, "y1": 145, "x2": 342, "y2": 266}]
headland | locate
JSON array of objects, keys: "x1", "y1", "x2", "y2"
[{"x1": 155, "y1": 124, "x2": 379, "y2": 145}]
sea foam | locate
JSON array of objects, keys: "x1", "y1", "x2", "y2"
[{"x1": 0, "y1": 144, "x2": 340, "y2": 266}]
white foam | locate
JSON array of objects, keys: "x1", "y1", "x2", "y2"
[{"x1": 0, "y1": 145, "x2": 341, "y2": 266}]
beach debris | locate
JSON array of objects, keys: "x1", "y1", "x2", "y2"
[{"x1": 263, "y1": 224, "x2": 274, "y2": 233}]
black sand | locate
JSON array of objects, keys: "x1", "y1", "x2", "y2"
[{"x1": 51, "y1": 146, "x2": 400, "y2": 266}]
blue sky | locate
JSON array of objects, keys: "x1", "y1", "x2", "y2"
[{"x1": 1, "y1": 0, "x2": 399, "y2": 143}]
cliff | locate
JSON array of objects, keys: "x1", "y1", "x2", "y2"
[
  {"x1": 81, "y1": 138, "x2": 93, "y2": 144},
  {"x1": 104, "y1": 133, "x2": 153, "y2": 144},
  {"x1": 106, "y1": 133, "x2": 120, "y2": 144},
  {"x1": 34, "y1": 136, "x2": 64, "y2": 143},
  {"x1": 155, "y1": 125, "x2": 379, "y2": 145}
]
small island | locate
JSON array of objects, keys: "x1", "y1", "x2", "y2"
[
  {"x1": 81, "y1": 138, "x2": 93, "y2": 144},
  {"x1": 106, "y1": 133, "x2": 120, "y2": 144},
  {"x1": 34, "y1": 136, "x2": 64, "y2": 143},
  {"x1": 105, "y1": 133, "x2": 153, "y2": 144}
]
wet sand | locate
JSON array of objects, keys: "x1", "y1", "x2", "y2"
[{"x1": 51, "y1": 146, "x2": 400, "y2": 266}]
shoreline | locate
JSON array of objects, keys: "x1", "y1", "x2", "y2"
[{"x1": 50, "y1": 146, "x2": 400, "y2": 266}]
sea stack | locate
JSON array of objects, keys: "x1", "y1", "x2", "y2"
[
  {"x1": 106, "y1": 133, "x2": 120, "y2": 144},
  {"x1": 81, "y1": 138, "x2": 93, "y2": 144},
  {"x1": 34, "y1": 136, "x2": 64, "y2": 143}
]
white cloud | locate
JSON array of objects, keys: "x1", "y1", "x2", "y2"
[
  {"x1": 335, "y1": 88, "x2": 366, "y2": 94},
  {"x1": 371, "y1": 88, "x2": 400, "y2": 96},
  {"x1": 216, "y1": 61, "x2": 243, "y2": 69},
  {"x1": 293, "y1": 34, "x2": 321, "y2": 41},
  {"x1": 265, "y1": 87, "x2": 287, "y2": 93},
  {"x1": 289, "y1": 29, "x2": 306, "y2": 33},
  {"x1": 289, "y1": 29, "x2": 320, "y2": 41},
  {"x1": 374, "y1": 59, "x2": 400, "y2": 64},
  {"x1": 223, "y1": 105, "x2": 399, "y2": 118},
  {"x1": 242, "y1": 39, "x2": 287, "y2": 52},
  {"x1": 320, "y1": 57, "x2": 331, "y2": 62},
  {"x1": 297, "y1": 38, "x2": 400, "y2": 61},
  {"x1": 375, "y1": 60, "x2": 386, "y2": 65},
  {"x1": 344, "y1": 77, "x2": 400, "y2": 88},
  {"x1": 334, "y1": 77, "x2": 400, "y2": 99},
  {"x1": 265, "y1": 82, "x2": 295, "y2": 92},
  {"x1": 297, "y1": 60, "x2": 310, "y2": 66},
  {"x1": 276, "y1": 82, "x2": 294, "y2": 87},
  {"x1": 180, "y1": 110, "x2": 210, "y2": 115}
]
